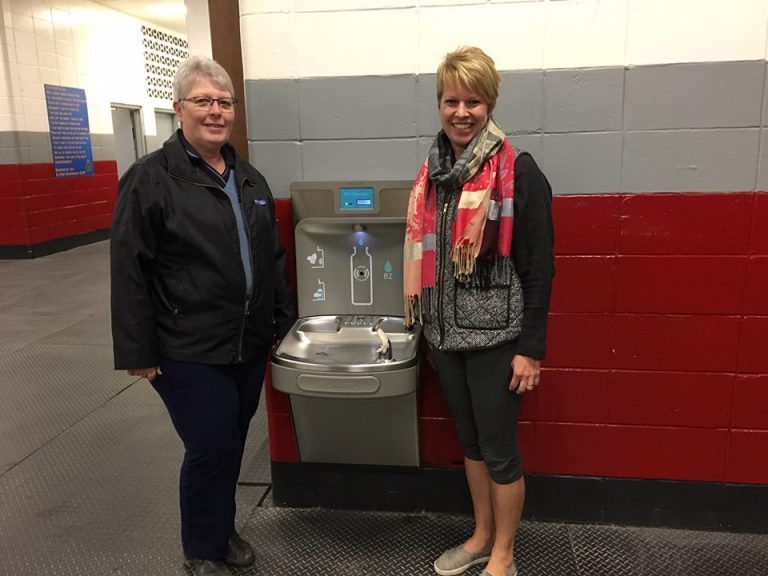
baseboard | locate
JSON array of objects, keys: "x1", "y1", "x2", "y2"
[
  {"x1": 0, "y1": 228, "x2": 110, "y2": 259},
  {"x1": 270, "y1": 462, "x2": 767, "y2": 533}
]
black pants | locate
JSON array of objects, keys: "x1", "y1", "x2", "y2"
[
  {"x1": 151, "y1": 357, "x2": 267, "y2": 559},
  {"x1": 432, "y1": 341, "x2": 524, "y2": 484}
]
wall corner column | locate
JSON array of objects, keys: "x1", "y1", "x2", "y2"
[{"x1": 207, "y1": 0, "x2": 247, "y2": 159}]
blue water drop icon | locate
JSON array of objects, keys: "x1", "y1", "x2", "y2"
[{"x1": 384, "y1": 261, "x2": 393, "y2": 273}]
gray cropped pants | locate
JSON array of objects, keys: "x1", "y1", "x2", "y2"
[{"x1": 431, "y1": 340, "x2": 524, "y2": 484}]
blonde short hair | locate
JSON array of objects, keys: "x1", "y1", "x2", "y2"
[{"x1": 436, "y1": 46, "x2": 500, "y2": 113}]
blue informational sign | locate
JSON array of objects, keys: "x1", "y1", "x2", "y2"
[
  {"x1": 44, "y1": 84, "x2": 95, "y2": 178},
  {"x1": 339, "y1": 187, "x2": 375, "y2": 211}
]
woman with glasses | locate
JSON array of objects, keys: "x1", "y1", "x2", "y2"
[
  {"x1": 110, "y1": 56, "x2": 295, "y2": 576},
  {"x1": 405, "y1": 47, "x2": 554, "y2": 576}
]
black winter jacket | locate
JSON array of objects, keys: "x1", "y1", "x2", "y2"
[{"x1": 110, "y1": 133, "x2": 295, "y2": 369}]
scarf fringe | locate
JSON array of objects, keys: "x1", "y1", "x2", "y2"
[
  {"x1": 453, "y1": 242, "x2": 476, "y2": 283},
  {"x1": 465, "y1": 256, "x2": 514, "y2": 289},
  {"x1": 452, "y1": 244, "x2": 514, "y2": 287},
  {"x1": 405, "y1": 295, "x2": 422, "y2": 328}
]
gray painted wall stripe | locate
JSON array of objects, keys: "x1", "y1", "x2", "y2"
[
  {"x1": 245, "y1": 59, "x2": 768, "y2": 197},
  {"x1": 762, "y1": 63, "x2": 768, "y2": 127},
  {"x1": 298, "y1": 75, "x2": 417, "y2": 140},
  {"x1": 498, "y1": 71, "x2": 544, "y2": 135},
  {"x1": 416, "y1": 74, "x2": 440, "y2": 137},
  {"x1": 544, "y1": 68, "x2": 624, "y2": 133},
  {"x1": 245, "y1": 79, "x2": 300, "y2": 142},
  {"x1": 624, "y1": 61, "x2": 765, "y2": 130},
  {"x1": 301, "y1": 138, "x2": 421, "y2": 182},
  {"x1": 0, "y1": 131, "x2": 117, "y2": 164},
  {"x1": 542, "y1": 132, "x2": 624, "y2": 195},
  {"x1": 756, "y1": 129, "x2": 768, "y2": 191},
  {"x1": 622, "y1": 129, "x2": 760, "y2": 193},
  {"x1": 249, "y1": 141, "x2": 302, "y2": 198}
]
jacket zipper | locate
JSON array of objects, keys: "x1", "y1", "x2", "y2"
[
  {"x1": 238, "y1": 299, "x2": 250, "y2": 362},
  {"x1": 437, "y1": 198, "x2": 450, "y2": 349},
  {"x1": 237, "y1": 175, "x2": 254, "y2": 362}
]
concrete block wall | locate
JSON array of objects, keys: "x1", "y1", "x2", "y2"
[
  {"x1": 245, "y1": 61, "x2": 767, "y2": 199},
  {"x1": 245, "y1": 1, "x2": 768, "y2": 486},
  {"x1": 0, "y1": 0, "x2": 182, "y2": 253}
]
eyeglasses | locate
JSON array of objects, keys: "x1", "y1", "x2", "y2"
[{"x1": 181, "y1": 96, "x2": 238, "y2": 111}]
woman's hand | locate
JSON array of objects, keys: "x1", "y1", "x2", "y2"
[
  {"x1": 509, "y1": 355, "x2": 541, "y2": 394},
  {"x1": 127, "y1": 367, "x2": 162, "y2": 382}
]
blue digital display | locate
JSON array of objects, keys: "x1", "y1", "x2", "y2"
[{"x1": 339, "y1": 187, "x2": 375, "y2": 211}]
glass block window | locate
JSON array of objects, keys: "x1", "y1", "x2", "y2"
[{"x1": 142, "y1": 25, "x2": 189, "y2": 101}]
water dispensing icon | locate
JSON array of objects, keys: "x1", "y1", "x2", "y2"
[
  {"x1": 312, "y1": 279, "x2": 326, "y2": 302},
  {"x1": 350, "y1": 244, "x2": 373, "y2": 306},
  {"x1": 307, "y1": 246, "x2": 325, "y2": 268}
]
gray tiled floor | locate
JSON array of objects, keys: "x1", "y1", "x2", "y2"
[{"x1": 0, "y1": 241, "x2": 766, "y2": 576}]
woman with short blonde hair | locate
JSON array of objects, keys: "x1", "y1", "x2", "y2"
[{"x1": 405, "y1": 46, "x2": 555, "y2": 576}]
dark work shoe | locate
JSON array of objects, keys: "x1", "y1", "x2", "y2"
[
  {"x1": 223, "y1": 531, "x2": 255, "y2": 567},
  {"x1": 185, "y1": 558, "x2": 233, "y2": 576}
]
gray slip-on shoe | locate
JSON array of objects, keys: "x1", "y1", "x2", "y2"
[
  {"x1": 434, "y1": 545, "x2": 492, "y2": 576},
  {"x1": 479, "y1": 561, "x2": 518, "y2": 576}
]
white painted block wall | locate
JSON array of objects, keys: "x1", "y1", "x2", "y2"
[
  {"x1": 0, "y1": 0, "x2": 184, "y2": 136},
  {"x1": 241, "y1": 0, "x2": 768, "y2": 79}
]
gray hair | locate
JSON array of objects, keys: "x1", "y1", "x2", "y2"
[{"x1": 173, "y1": 55, "x2": 235, "y2": 101}]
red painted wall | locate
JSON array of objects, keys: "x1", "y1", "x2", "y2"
[
  {"x1": 4, "y1": 165, "x2": 762, "y2": 484},
  {"x1": 0, "y1": 161, "x2": 117, "y2": 248},
  {"x1": 269, "y1": 193, "x2": 768, "y2": 485}
]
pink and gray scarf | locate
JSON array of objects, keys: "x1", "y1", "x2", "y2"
[{"x1": 404, "y1": 119, "x2": 516, "y2": 327}]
